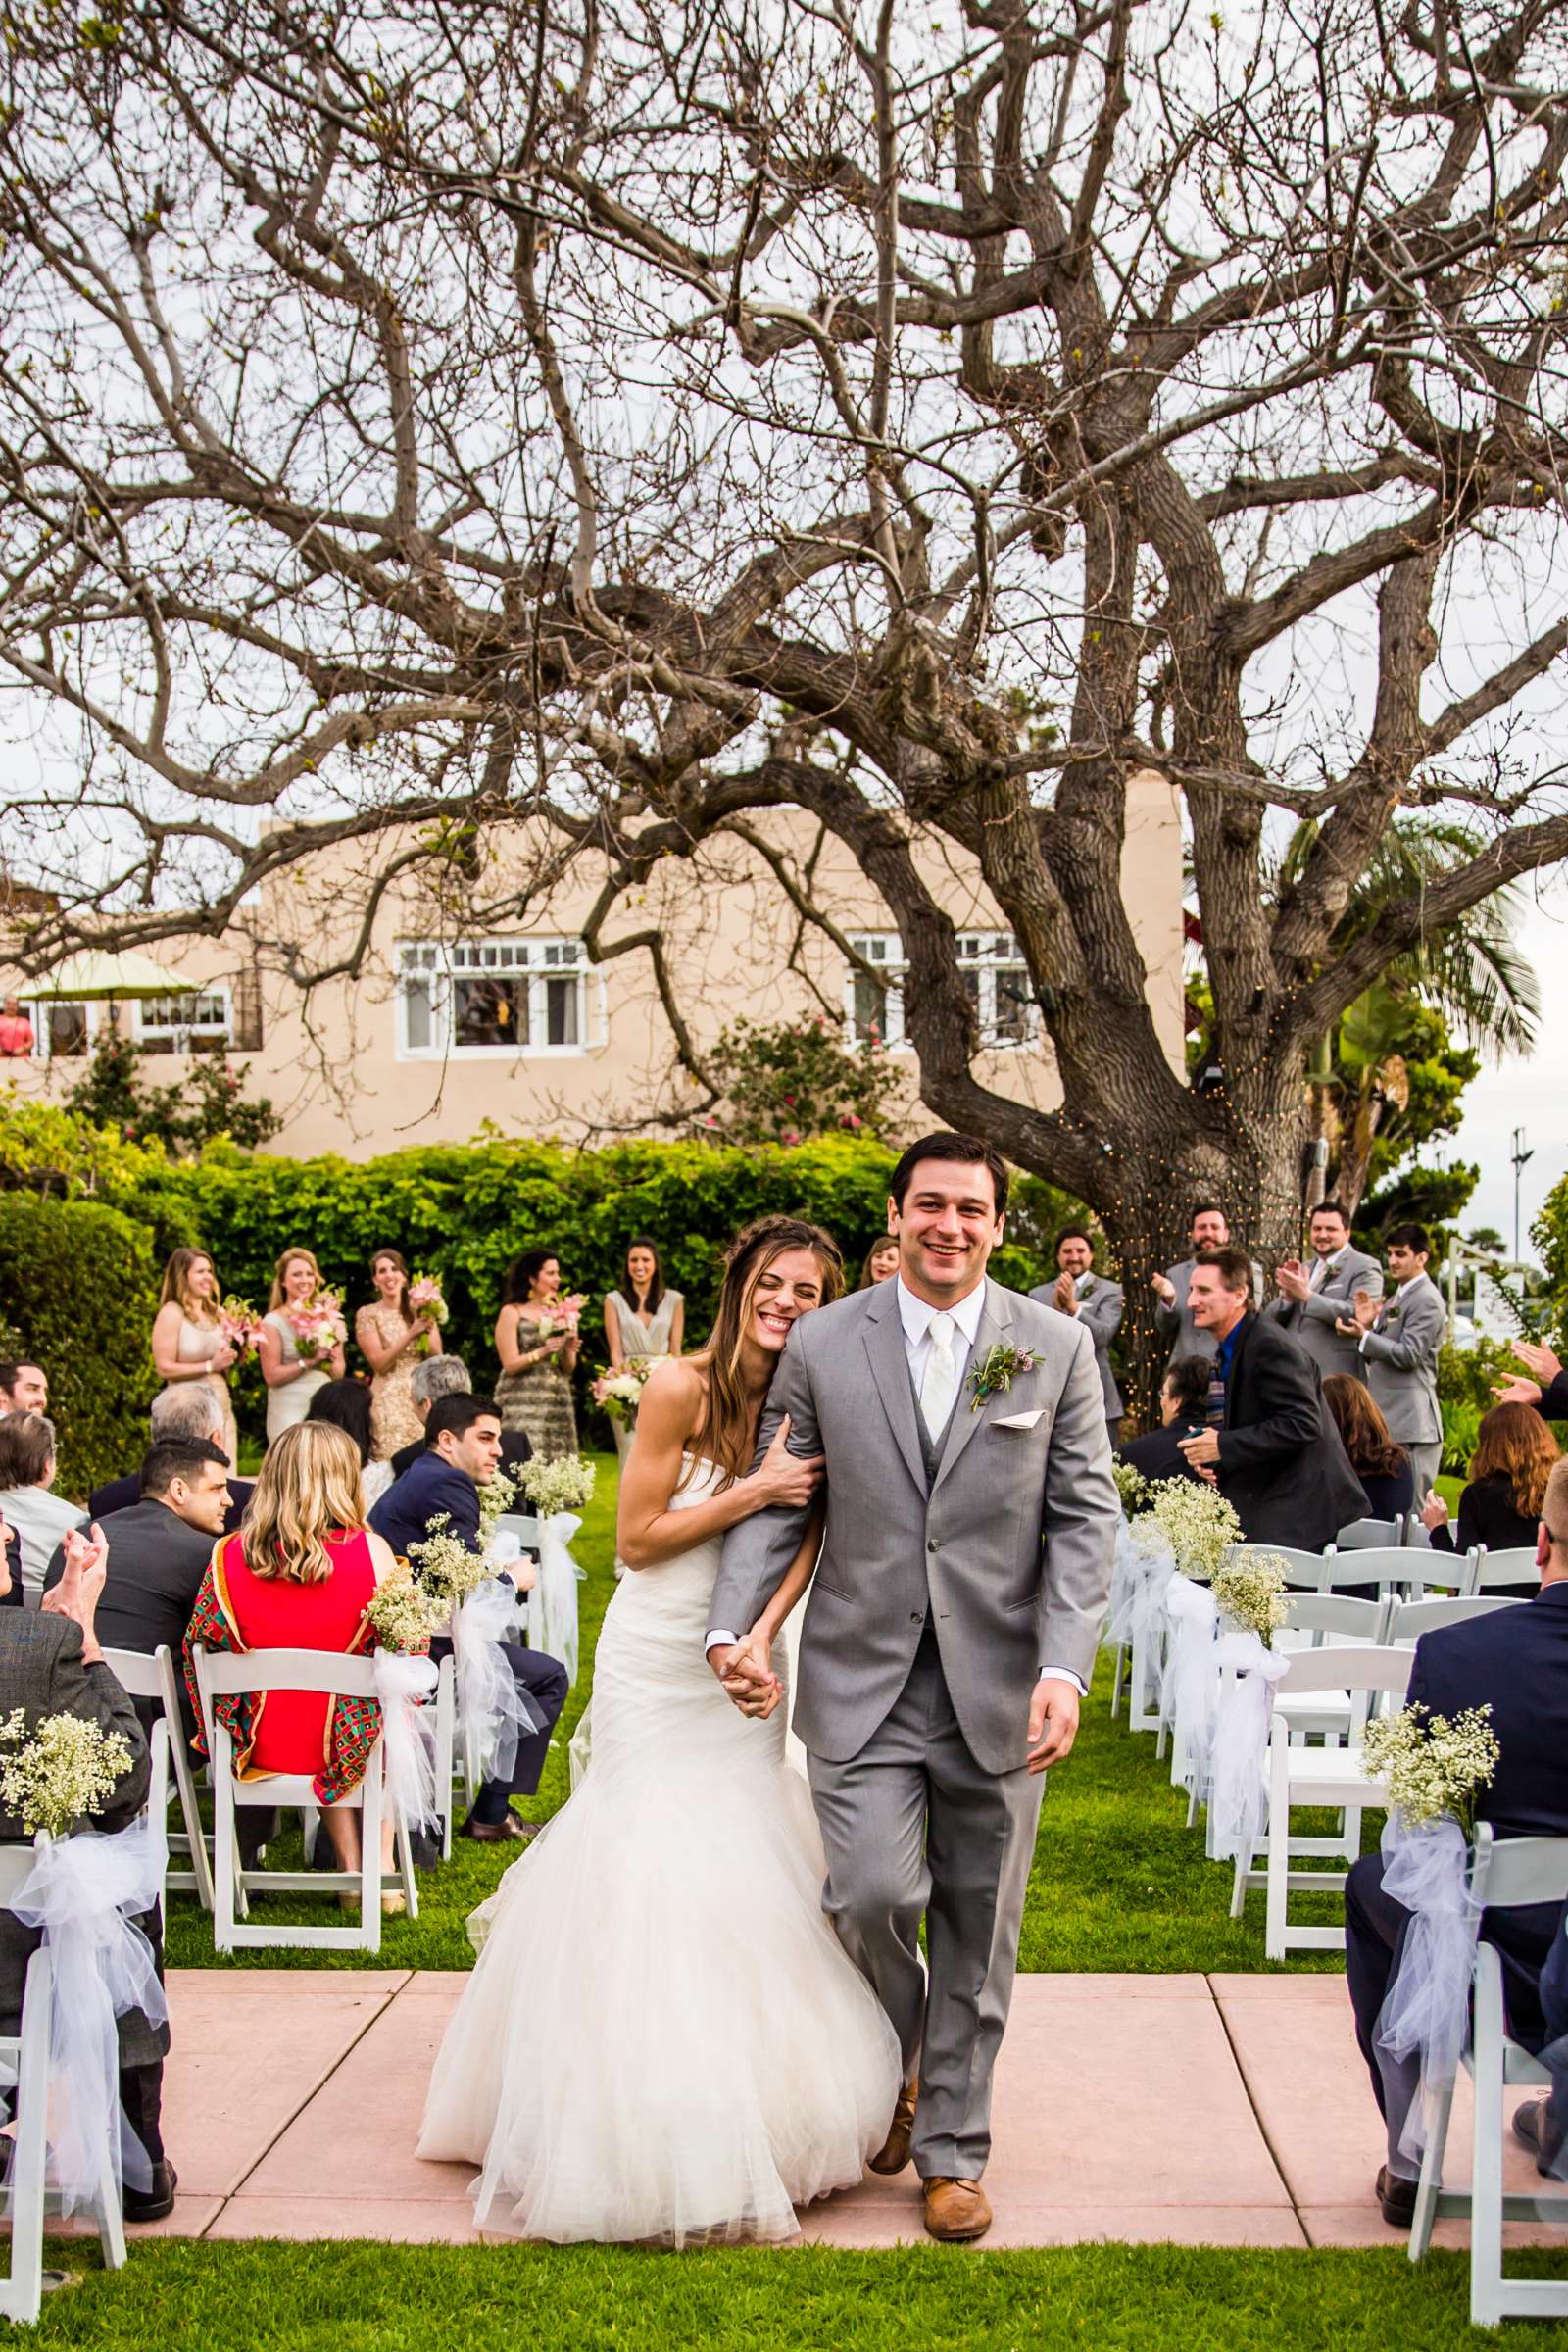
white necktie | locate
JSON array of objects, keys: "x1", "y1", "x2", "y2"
[
  {"x1": 919, "y1": 1312, "x2": 959, "y2": 1444},
  {"x1": 1309, "y1": 1255, "x2": 1330, "y2": 1292}
]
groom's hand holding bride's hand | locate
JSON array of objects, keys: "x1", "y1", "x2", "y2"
[{"x1": 1026, "y1": 1677, "x2": 1079, "y2": 1775}]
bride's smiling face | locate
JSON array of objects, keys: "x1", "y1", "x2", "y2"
[{"x1": 746, "y1": 1248, "x2": 827, "y2": 1355}]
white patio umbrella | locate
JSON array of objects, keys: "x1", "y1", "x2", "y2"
[{"x1": 27, "y1": 948, "x2": 191, "y2": 1002}]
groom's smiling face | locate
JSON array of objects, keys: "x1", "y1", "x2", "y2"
[{"x1": 889, "y1": 1159, "x2": 1004, "y2": 1305}]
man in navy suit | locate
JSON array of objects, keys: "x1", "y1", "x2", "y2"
[
  {"x1": 1346, "y1": 1456, "x2": 1568, "y2": 2223},
  {"x1": 370, "y1": 1394, "x2": 567, "y2": 1844}
]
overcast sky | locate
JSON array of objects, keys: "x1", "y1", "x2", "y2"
[{"x1": 1449, "y1": 871, "x2": 1567, "y2": 1262}]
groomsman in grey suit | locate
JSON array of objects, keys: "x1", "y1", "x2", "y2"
[
  {"x1": 1340, "y1": 1222, "x2": 1446, "y2": 1496},
  {"x1": 1264, "y1": 1200, "x2": 1384, "y2": 1380},
  {"x1": 1031, "y1": 1226, "x2": 1124, "y2": 1438},
  {"x1": 709, "y1": 1134, "x2": 1116, "y2": 2243},
  {"x1": 1152, "y1": 1204, "x2": 1263, "y2": 1366}
]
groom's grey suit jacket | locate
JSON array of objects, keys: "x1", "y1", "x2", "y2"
[{"x1": 710, "y1": 1278, "x2": 1117, "y2": 1777}]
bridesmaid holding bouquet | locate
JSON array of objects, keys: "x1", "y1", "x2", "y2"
[{"x1": 495, "y1": 1249, "x2": 580, "y2": 1460}]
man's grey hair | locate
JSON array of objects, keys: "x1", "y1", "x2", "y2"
[
  {"x1": 411, "y1": 1355, "x2": 470, "y2": 1408},
  {"x1": 149, "y1": 1383, "x2": 225, "y2": 1446}
]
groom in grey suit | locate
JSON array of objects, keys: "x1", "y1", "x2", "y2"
[{"x1": 708, "y1": 1135, "x2": 1116, "y2": 2242}]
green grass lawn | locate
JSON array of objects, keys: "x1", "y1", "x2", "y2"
[
  {"x1": 28, "y1": 2239, "x2": 1568, "y2": 2349},
  {"x1": 166, "y1": 1451, "x2": 1357, "y2": 1974}
]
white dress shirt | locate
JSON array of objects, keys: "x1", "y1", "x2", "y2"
[{"x1": 708, "y1": 1274, "x2": 1084, "y2": 1696}]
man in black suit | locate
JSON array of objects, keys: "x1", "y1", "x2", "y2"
[
  {"x1": 387, "y1": 1355, "x2": 533, "y2": 1483},
  {"x1": 370, "y1": 1396, "x2": 566, "y2": 1844},
  {"x1": 1117, "y1": 1358, "x2": 1212, "y2": 1485},
  {"x1": 1346, "y1": 1458, "x2": 1568, "y2": 2222},
  {"x1": 1174, "y1": 1247, "x2": 1365, "y2": 1547},
  {"x1": 47, "y1": 1438, "x2": 228, "y2": 1682},
  {"x1": 90, "y1": 1384, "x2": 252, "y2": 1537}
]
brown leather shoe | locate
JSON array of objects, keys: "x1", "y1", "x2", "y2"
[
  {"x1": 458, "y1": 1815, "x2": 541, "y2": 1844},
  {"x1": 922, "y1": 2176, "x2": 993, "y2": 2242},
  {"x1": 868, "y1": 2081, "x2": 918, "y2": 2176}
]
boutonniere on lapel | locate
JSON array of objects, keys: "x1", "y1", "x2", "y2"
[
  {"x1": 969, "y1": 1343, "x2": 1037, "y2": 1413},
  {"x1": 1383, "y1": 1301, "x2": 1400, "y2": 1322}
]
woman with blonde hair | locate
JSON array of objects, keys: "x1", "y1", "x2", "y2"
[
  {"x1": 151, "y1": 1247, "x2": 240, "y2": 1464},
  {"x1": 1422, "y1": 1401, "x2": 1559, "y2": 1592},
  {"x1": 182, "y1": 1421, "x2": 410, "y2": 1897},
  {"x1": 257, "y1": 1247, "x2": 347, "y2": 1448},
  {"x1": 421, "y1": 1215, "x2": 900, "y2": 2244}
]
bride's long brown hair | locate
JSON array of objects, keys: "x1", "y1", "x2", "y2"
[{"x1": 682, "y1": 1215, "x2": 844, "y2": 1490}]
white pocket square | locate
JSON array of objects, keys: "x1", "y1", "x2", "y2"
[{"x1": 994, "y1": 1408, "x2": 1047, "y2": 1430}]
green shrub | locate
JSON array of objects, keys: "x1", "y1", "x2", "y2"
[
  {"x1": 0, "y1": 1194, "x2": 159, "y2": 1498},
  {"x1": 119, "y1": 1134, "x2": 1082, "y2": 1447}
]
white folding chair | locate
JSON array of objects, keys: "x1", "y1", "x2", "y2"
[
  {"x1": 1262, "y1": 1644, "x2": 1413, "y2": 1957},
  {"x1": 100, "y1": 1644, "x2": 214, "y2": 1912},
  {"x1": 1336, "y1": 1518, "x2": 1404, "y2": 1551},
  {"x1": 0, "y1": 1838, "x2": 125, "y2": 2321},
  {"x1": 1386, "y1": 1593, "x2": 1524, "y2": 1645},
  {"x1": 1227, "y1": 1543, "x2": 1334, "y2": 1590},
  {"x1": 492, "y1": 1514, "x2": 543, "y2": 1643},
  {"x1": 1409, "y1": 1827, "x2": 1568, "y2": 2327},
  {"x1": 1466, "y1": 1545, "x2": 1543, "y2": 1595},
  {"x1": 1390, "y1": 1550, "x2": 1473, "y2": 1601},
  {"x1": 1226, "y1": 1594, "x2": 1389, "y2": 1917},
  {"x1": 430, "y1": 1650, "x2": 459, "y2": 1860},
  {"x1": 191, "y1": 1647, "x2": 417, "y2": 1953}
]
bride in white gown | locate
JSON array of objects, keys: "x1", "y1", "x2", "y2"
[{"x1": 418, "y1": 1216, "x2": 901, "y2": 2245}]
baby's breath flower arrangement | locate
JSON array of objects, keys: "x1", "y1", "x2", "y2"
[
  {"x1": 1111, "y1": 1460, "x2": 1149, "y2": 1516},
  {"x1": 408, "y1": 1514, "x2": 490, "y2": 1611},
  {"x1": 477, "y1": 1467, "x2": 518, "y2": 1545},
  {"x1": 517, "y1": 1453, "x2": 597, "y2": 1517},
  {"x1": 1210, "y1": 1552, "x2": 1291, "y2": 1646},
  {"x1": 367, "y1": 1564, "x2": 439, "y2": 1653},
  {"x1": 0, "y1": 1708, "x2": 134, "y2": 1838},
  {"x1": 1142, "y1": 1478, "x2": 1243, "y2": 1580},
  {"x1": 1361, "y1": 1702, "x2": 1501, "y2": 1835}
]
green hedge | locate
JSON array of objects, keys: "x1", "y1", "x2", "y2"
[
  {"x1": 0, "y1": 1194, "x2": 160, "y2": 1499},
  {"x1": 121, "y1": 1135, "x2": 1072, "y2": 1447}
]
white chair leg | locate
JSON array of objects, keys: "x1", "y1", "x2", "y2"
[
  {"x1": 1110, "y1": 1644, "x2": 1125, "y2": 1722},
  {"x1": 1409, "y1": 2077, "x2": 1453, "y2": 2262},
  {"x1": 7, "y1": 1955, "x2": 50, "y2": 2325},
  {"x1": 1469, "y1": 1963, "x2": 1507, "y2": 2328},
  {"x1": 396, "y1": 1811, "x2": 418, "y2": 1917},
  {"x1": 360, "y1": 1755, "x2": 382, "y2": 1955},
  {"x1": 212, "y1": 1726, "x2": 237, "y2": 1954},
  {"x1": 1264, "y1": 1738, "x2": 1289, "y2": 1961},
  {"x1": 95, "y1": 2132, "x2": 126, "y2": 2271},
  {"x1": 169, "y1": 1734, "x2": 215, "y2": 1912}
]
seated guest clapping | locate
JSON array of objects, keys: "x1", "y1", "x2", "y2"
[
  {"x1": 388, "y1": 1356, "x2": 533, "y2": 1482},
  {"x1": 1116, "y1": 1358, "x2": 1212, "y2": 1486},
  {"x1": 370, "y1": 1396, "x2": 564, "y2": 1844},
  {"x1": 0, "y1": 1516, "x2": 174, "y2": 2220},
  {"x1": 183, "y1": 1423, "x2": 407, "y2": 1897},
  {"x1": 0, "y1": 1413, "x2": 84, "y2": 1601},
  {"x1": 45, "y1": 1439, "x2": 229, "y2": 1731},
  {"x1": 89, "y1": 1384, "x2": 252, "y2": 1535},
  {"x1": 1346, "y1": 1456, "x2": 1568, "y2": 2226},
  {"x1": 1420, "y1": 1403, "x2": 1557, "y2": 1592},
  {"x1": 1322, "y1": 1374, "x2": 1415, "y2": 1525}
]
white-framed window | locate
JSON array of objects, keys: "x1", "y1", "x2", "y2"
[
  {"x1": 132, "y1": 990, "x2": 232, "y2": 1055},
  {"x1": 397, "y1": 936, "x2": 597, "y2": 1058},
  {"x1": 19, "y1": 999, "x2": 104, "y2": 1060},
  {"x1": 845, "y1": 931, "x2": 1036, "y2": 1051}
]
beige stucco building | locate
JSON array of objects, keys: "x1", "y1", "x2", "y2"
[{"x1": 3, "y1": 778, "x2": 1186, "y2": 1157}]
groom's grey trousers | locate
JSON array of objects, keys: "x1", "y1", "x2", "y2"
[{"x1": 808, "y1": 1623, "x2": 1045, "y2": 2181}]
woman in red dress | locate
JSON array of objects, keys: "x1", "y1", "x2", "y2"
[{"x1": 184, "y1": 1421, "x2": 411, "y2": 1898}]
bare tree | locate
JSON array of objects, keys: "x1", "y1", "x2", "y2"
[{"x1": 1, "y1": 0, "x2": 1566, "y2": 1396}]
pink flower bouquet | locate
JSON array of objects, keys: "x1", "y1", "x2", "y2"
[
  {"x1": 536, "y1": 1292, "x2": 587, "y2": 1336},
  {"x1": 218, "y1": 1297, "x2": 261, "y2": 1349},
  {"x1": 409, "y1": 1273, "x2": 449, "y2": 1357},
  {"x1": 287, "y1": 1288, "x2": 347, "y2": 1368}
]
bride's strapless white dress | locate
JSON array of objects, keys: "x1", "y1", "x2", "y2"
[{"x1": 417, "y1": 1460, "x2": 901, "y2": 2244}]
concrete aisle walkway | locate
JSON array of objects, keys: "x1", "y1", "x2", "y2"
[{"x1": 120, "y1": 1969, "x2": 1564, "y2": 2250}]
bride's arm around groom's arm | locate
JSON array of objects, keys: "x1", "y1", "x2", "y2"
[{"x1": 706, "y1": 1324, "x2": 822, "y2": 1683}]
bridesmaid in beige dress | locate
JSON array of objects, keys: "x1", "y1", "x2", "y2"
[
  {"x1": 355, "y1": 1248, "x2": 442, "y2": 1461},
  {"x1": 151, "y1": 1247, "x2": 240, "y2": 1464}
]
